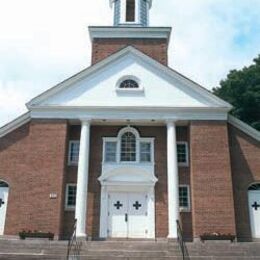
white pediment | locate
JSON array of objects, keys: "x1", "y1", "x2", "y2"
[{"x1": 27, "y1": 47, "x2": 231, "y2": 111}]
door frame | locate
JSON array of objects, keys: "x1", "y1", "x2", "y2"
[
  {"x1": 248, "y1": 190, "x2": 260, "y2": 239},
  {"x1": 100, "y1": 184, "x2": 155, "y2": 239},
  {"x1": 0, "y1": 181, "x2": 9, "y2": 236}
]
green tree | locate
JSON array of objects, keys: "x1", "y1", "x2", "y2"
[{"x1": 213, "y1": 55, "x2": 260, "y2": 130}]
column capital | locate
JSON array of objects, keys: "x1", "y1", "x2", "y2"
[
  {"x1": 165, "y1": 119, "x2": 178, "y2": 127},
  {"x1": 79, "y1": 118, "x2": 92, "y2": 125}
]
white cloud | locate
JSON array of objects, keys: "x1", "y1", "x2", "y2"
[{"x1": 0, "y1": 0, "x2": 259, "y2": 126}]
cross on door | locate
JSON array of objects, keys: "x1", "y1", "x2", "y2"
[
  {"x1": 252, "y1": 201, "x2": 260, "y2": 211},
  {"x1": 0, "y1": 198, "x2": 4, "y2": 208},
  {"x1": 114, "y1": 201, "x2": 123, "y2": 210},
  {"x1": 133, "y1": 201, "x2": 142, "y2": 210}
]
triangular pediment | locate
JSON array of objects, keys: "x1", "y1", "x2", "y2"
[{"x1": 27, "y1": 47, "x2": 231, "y2": 110}]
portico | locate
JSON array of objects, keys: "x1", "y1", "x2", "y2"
[{"x1": 74, "y1": 119, "x2": 180, "y2": 239}]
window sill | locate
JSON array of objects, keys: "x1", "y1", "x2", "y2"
[
  {"x1": 178, "y1": 163, "x2": 189, "y2": 167},
  {"x1": 116, "y1": 88, "x2": 144, "y2": 94},
  {"x1": 180, "y1": 208, "x2": 191, "y2": 213},
  {"x1": 65, "y1": 207, "x2": 75, "y2": 212},
  {"x1": 68, "y1": 162, "x2": 78, "y2": 167}
]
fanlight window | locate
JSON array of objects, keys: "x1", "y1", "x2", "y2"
[
  {"x1": 119, "y1": 79, "x2": 139, "y2": 89},
  {"x1": 0, "y1": 181, "x2": 8, "y2": 187},
  {"x1": 248, "y1": 184, "x2": 260, "y2": 190},
  {"x1": 121, "y1": 132, "x2": 136, "y2": 162}
]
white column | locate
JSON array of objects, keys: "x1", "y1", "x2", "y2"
[
  {"x1": 75, "y1": 120, "x2": 91, "y2": 238},
  {"x1": 167, "y1": 120, "x2": 179, "y2": 239}
]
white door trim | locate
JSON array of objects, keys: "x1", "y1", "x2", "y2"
[
  {"x1": 248, "y1": 190, "x2": 260, "y2": 239},
  {"x1": 100, "y1": 184, "x2": 155, "y2": 239},
  {"x1": 0, "y1": 186, "x2": 9, "y2": 236}
]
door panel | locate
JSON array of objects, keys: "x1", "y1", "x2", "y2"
[
  {"x1": 108, "y1": 192, "x2": 148, "y2": 238},
  {"x1": 128, "y1": 193, "x2": 147, "y2": 238},
  {"x1": 108, "y1": 193, "x2": 128, "y2": 238},
  {"x1": 249, "y1": 191, "x2": 260, "y2": 238},
  {"x1": 0, "y1": 188, "x2": 9, "y2": 235}
]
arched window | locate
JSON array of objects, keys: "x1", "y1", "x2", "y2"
[
  {"x1": 126, "y1": 0, "x2": 135, "y2": 22},
  {"x1": 119, "y1": 79, "x2": 139, "y2": 89},
  {"x1": 121, "y1": 132, "x2": 136, "y2": 161},
  {"x1": 0, "y1": 181, "x2": 8, "y2": 188},
  {"x1": 248, "y1": 184, "x2": 260, "y2": 190}
]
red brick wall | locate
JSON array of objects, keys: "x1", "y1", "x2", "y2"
[
  {"x1": 228, "y1": 124, "x2": 260, "y2": 241},
  {"x1": 190, "y1": 121, "x2": 236, "y2": 239},
  {"x1": 0, "y1": 120, "x2": 68, "y2": 238},
  {"x1": 62, "y1": 125, "x2": 192, "y2": 240},
  {"x1": 177, "y1": 127, "x2": 193, "y2": 241},
  {"x1": 92, "y1": 38, "x2": 168, "y2": 65}
]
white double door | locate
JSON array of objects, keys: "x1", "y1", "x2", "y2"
[
  {"x1": 249, "y1": 191, "x2": 260, "y2": 238},
  {"x1": 108, "y1": 192, "x2": 148, "y2": 238},
  {"x1": 0, "y1": 187, "x2": 9, "y2": 235}
]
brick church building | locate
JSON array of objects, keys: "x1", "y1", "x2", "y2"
[{"x1": 0, "y1": 0, "x2": 259, "y2": 242}]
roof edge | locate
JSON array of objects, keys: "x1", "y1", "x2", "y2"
[
  {"x1": 27, "y1": 45, "x2": 231, "y2": 109},
  {"x1": 0, "y1": 112, "x2": 31, "y2": 139},
  {"x1": 228, "y1": 115, "x2": 260, "y2": 141}
]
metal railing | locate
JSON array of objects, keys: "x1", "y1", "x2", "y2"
[
  {"x1": 67, "y1": 219, "x2": 82, "y2": 260},
  {"x1": 176, "y1": 220, "x2": 189, "y2": 260}
]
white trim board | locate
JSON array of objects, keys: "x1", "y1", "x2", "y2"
[
  {"x1": 0, "y1": 112, "x2": 30, "y2": 139},
  {"x1": 89, "y1": 26, "x2": 171, "y2": 42},
  {"x1": 26, "y1": 46, "x2": 232, "y2": 110},
  {"x1": 228, "y1": 115, "x2": 260, "y2": 141}
]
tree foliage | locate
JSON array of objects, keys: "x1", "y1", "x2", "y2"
[{"x1": 213, "y1": 55, "x2": 260, "y2": 130}]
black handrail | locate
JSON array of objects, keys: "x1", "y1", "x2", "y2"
[
  {"x1": 67, "y1": 219, "x2": 82, "y2": 260},
  {"x1": 176, "y1": 220, "x2": 189, "y2": 260}
]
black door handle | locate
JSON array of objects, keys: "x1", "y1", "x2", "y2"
[{"x1": 125, "y1": 213, "x2": 128, "y2": 222}]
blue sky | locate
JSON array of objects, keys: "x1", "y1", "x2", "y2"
[{"x1": 0, "y1": 0, "x2": 259, "y2": 126}]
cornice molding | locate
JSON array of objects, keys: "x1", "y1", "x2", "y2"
[{"x1": 89, "y1": 26, "x2": 171, "y2": 43}]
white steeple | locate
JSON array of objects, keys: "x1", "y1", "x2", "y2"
[{"x1": 110, "y1": 0, "x2": 152, "y2": 27}]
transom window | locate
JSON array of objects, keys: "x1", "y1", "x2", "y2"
[
  {"x1": 179, "y1": 185, "x2": 190, "y2": 211},
  {"x1": 119, "y1": 79, "x2": 139, "y2": 89},
  {"x1": 126, "y1": 0, "x2": 135, "y2": 22},
  {"x1": 103, "y1": 127, "x2": 154, "y2": 164},
  {"x1": 68, "y1": 141, "x2": 80, "y2": 165},
  {"x1": 65, "y1": 184, "x2": 77, "y2": 210},
  {"x1": 177, "y1": 142, "x2": 189, "y2": 166}
]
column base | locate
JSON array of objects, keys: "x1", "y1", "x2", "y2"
[
  {"x1": 76, "y1": 233, "x2": 88, "y2": 241},
  {"x1": 168, "y1": 234, "x2": 178, "y2": 240}
]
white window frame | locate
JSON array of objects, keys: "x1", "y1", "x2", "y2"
[
  {"x1": 68, "y1": 140, "x2": 80, "y2": 166},
  {"x1": 102, "y1": 127, "x2": 154, "y2": 164},
  {"x1": 179, "y1": 185, "x2": 191, "y2": 212},
  {"x1": 116, "y1": 75, "x2": 144, "y2": 93},
  {"x1": 65, "y1": 184, "x2": 77, "y2": 211},
  {"x1": 139, "y1": 139, "x2": 154, "y2": 163},
  {"x1": 177, "y1": 141, "x2": 189, "y2": 167}
]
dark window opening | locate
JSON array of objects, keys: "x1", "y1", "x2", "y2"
[
  {"x1": 126, "y1": 0, "x2": 135, "y2": 22},
  {"x1": 119, "y1": 79, "x2": 139, "y2": 89}
]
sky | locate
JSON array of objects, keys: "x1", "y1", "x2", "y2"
[{"x1": 0, "y1": 0, "x2": 259, "y2": 126}]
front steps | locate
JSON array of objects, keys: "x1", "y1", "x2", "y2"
[{"x1": 0, "y1": 239, "x2": 260, "y2": 259}]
